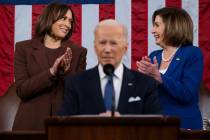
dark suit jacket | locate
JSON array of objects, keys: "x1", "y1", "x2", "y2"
[
  {"x1": 13, "y1": 38, "x2": 87, "y2": 130},
  {"x1": 58, "y1": 65, "x2": 161, "y2": 115},
  {"x1": 150, "y1": 45, "x2": 203, "y2": 129}
]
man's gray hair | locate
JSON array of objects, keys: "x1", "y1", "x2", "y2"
[{"x1": 94, "y1": 19, "x2": 128, "y2": 42}]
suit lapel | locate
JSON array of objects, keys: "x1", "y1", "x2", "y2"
[
  {"x1": 87, "y1": 66, "x2": 106, "y2": 112},
  {"x1": 118, "y1": 66, "x2": 136, "y2": 113},
  {"x1": 164, "y1": 47, "x2": 182, "y2": 76},
  {"x1": 155, "y1": 52, "x2": 162, "y2": 69},
  {"x1": 31, "y1": 39, "x2": 49, "y2": 71}
]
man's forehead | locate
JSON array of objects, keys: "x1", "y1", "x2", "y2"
[
  {"x1": 95, "y1": 24, "x2": 127, "y2": 43},
  {"x1": 96, "y1": 36, "x2": 123, "y2": 42},
  {"x1": 96, "y1": 25, "x2": 123, "y2": 34},
  {"x1": 96, "y1": 29, "x2": 123, "y2": 40}
]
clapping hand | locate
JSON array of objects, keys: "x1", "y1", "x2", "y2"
[
  {"x1": 50, "y1": 48, "x2": 72, "y2": 76},
  {"x1": 59, "y1": 48, "x2": 72, "y2": 73},
  {"x1": 136, "y1": 56, "x2": 162, "y2": 83}
]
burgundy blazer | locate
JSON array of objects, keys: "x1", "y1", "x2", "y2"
[{"x1": 12, "y1": 38, "x2": 87, "y2": 130}]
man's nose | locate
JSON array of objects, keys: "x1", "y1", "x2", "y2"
[{"x1": 104, "y1": 43, "x2": 112, "y2": 52}]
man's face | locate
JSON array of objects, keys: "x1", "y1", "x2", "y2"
[{"x1": 94, "y1": 25, "x2": 128, "y2": 68}]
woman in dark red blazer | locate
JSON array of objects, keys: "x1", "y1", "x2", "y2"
[{"x1": 13, "y1": 2, "x2": 87, "y2": 130}]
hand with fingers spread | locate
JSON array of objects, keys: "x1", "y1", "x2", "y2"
[
  {"x1": 50, "y1": 48, "x2": 72, "y2": 76},
  {"x1": 136, "y1": 56, "x2": 162, "y2": 83},
  {"x1": 59, "y1": 48, "x2": 72, "y2": 74},
  {"x1": 136, "y1": 56, "x2": 151, "y2": 75}
]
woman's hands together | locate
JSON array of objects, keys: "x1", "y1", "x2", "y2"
[
  {"x1": 50, "y1": 48, "x2": 72, "y2": 76},
  {"x1": 136, "y1": 56, "x2": 162, "y2": 83}
]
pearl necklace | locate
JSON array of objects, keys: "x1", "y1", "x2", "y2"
[{"x1": 161, "y1": 48, "x2": 178, "y2": 62}]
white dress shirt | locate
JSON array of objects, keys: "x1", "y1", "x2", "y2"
[
  {"x1": 159, "y1": 68, "x2": 167, "y2": 74},
  {"x1": 98, "y1": 63, "x2": 124, "y2": 109}
]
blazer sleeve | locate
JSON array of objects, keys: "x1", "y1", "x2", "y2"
[
  {"x1": 160, "y1": 47, "x2": 203, "y2": 103},
  {"x1": 14, "y1": 42, "x2": 57, "y2": 100}
]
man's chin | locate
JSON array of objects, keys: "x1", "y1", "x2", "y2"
[{"x1": 102, "y1": 62, "x2": 114, "y2": 66}]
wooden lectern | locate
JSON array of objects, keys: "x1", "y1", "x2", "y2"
[{"x1": 45, "y1": 115, "x2": 180, "y2": 140}]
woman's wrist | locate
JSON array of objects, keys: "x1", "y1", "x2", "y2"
[
  {"x1": 50, "y1": 67, "x2": 56, "y2": 76},
  {"x1": 153, "y1": 71, "x2": 162, "y2": 83}
]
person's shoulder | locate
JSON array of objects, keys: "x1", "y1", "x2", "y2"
[
  {"x1": 15, "y1": 38, "x2": 40, "y2": 49},
  {"x1": 181, "y1": 45, "x2": 202, "y2": 56},
  {"x1": 149, "y1": 49, "x2": 162, "y2": 57},
  {"x1": 125, "y1": 67, "x2": 157, "y2": 84},
  {"x1": 129, "y1": 69, "x2": 153, "y2": 79},
  {"x1": 15, "y1": 39, "x2": 40, "y2": 53},
  {"x1": 181, "y1": 44, "x2": 200, "y2": 50},
  {"x1": 66, "y1": 66, "x2": 97, "y2": 81},
  {"x1": 16, "y1": 39, "x2": 33, "y2": 46}
]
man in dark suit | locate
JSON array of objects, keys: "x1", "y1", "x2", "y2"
[{"x1": 58, "y1": 19, "x2": 161, "y2": 116}]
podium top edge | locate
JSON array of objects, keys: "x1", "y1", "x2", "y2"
[{"x1": 45, "y1": 115, "x2": 180, "y2": 126}]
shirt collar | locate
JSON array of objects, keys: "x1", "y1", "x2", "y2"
[{"x1": 98, "y1": 63, "x2": 124, "y2": 80}]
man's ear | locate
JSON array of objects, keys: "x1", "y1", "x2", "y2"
[
  {"x1": 94, "y1": 42, "x2": 97, "y2": 53},
  {"x1": 93, "y1": 40, "x2": 96, "y2": 48},
  {"x1": 124, "y1": 42, "x2": 128, "y2": 53}
]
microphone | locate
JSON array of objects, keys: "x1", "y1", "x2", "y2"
[
  {"x1": 103, "y1": 64, "x2": 115, "y2": 117},
  {"x1": 103, "y1": 64, "x2": 114, "y2": 76}
]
